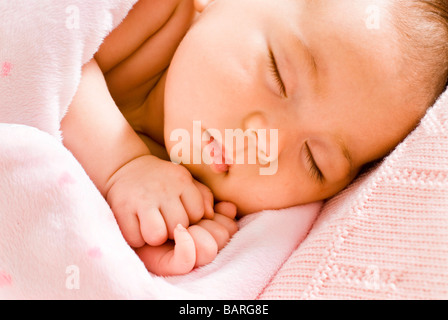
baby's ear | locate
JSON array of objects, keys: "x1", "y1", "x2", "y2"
[{"x1": 194, "y1": 0, "x2": 214, "y2": 13}]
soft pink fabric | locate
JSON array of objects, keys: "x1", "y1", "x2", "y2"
[
  {"x1": 0, "y1": 0, "x2": 137, "y2": 139},
  {"x1": 260, "y1": 90, "x2": 448, "y2": 300}
]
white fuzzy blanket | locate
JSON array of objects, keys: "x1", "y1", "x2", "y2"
[{"x1": 0, "y1": 0, "x2": 319, "y2": 299}]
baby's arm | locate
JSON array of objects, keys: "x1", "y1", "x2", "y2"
[
  {"x1": 61, "y1": 59, "x2": 222, "y2": 275},
  {"x1": 61, "y1": 59, "x2": 150, "y2": 197}
]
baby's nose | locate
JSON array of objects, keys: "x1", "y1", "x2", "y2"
[
  {"x1": 242, "y1": 112, "x2": 268, "y2": 133},
  {"x1": 242, "y1": 112, "x2": 282, "y2": 164}
]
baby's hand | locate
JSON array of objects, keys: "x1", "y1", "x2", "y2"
[
  {"x1": 189, "y1": 201, "x2": 239, "y2": 266},
  {"x1": 105, "y1": 155, "x2": 214, "y2": 248},
  {"x1": 135, "y1": 202, "x2": 238, "y2": 276}
]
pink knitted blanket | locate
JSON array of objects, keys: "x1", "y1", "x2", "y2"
[{"x1": 260, "y1": 89, "x2": 448, "y2": 299}]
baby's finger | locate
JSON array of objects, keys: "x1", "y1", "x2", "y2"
[
  {"x1": 135, "y1": 225, "x2": 196, "y2": 276},
  {"x1": 180, "y1": 182, "x2": 206, "y2": 224},
  {"x1": 188, "y1": 225, "x2": 218, "y2": 267},
  {"x1": 193, "y1": 180, "x2": 214, "y2": 219},
  {"x1": 138, "y1": 206, "x2": 168, "y2": 247},
  {"x1": 134, "y1": 243, "x2": 173, "y2": 276},
  {"x1": 160, "y1": 199, "x2": 190, "y2": 239},
  {"x1": 214, "y1": 202, "x2": 237, "y2": 220},
  {"x1": 212, "y1": 213, "x2": 239, "y2": 238},
  {"x1": 196, "y1": 218, "x2": 231, "y2": 251},
  {"x1": 114, "y1": 210, "x2": 145, "y2": 248},
  {"x1": 169, "y1": 224, "x2": 197, "y2": 274}
]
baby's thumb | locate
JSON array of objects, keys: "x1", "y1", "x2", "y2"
[
  {"x1": 170, "y1": 224, "x2": 196, "y2": 273},
  {"x1": 134, "y1": 225, "x2": 196, "y2": 276}
]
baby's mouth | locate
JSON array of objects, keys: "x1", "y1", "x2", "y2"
[{"x1": 204, "y1": 131, "x2": 231, "y2": 174}]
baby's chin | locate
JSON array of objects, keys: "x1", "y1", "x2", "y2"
[{"x1": 204, "y1": 182, "x2": 271, "y2": 216}]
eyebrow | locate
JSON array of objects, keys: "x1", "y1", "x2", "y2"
[
  {"x1": 305, "y1": 45, "x2": 317, "y2": 74},
  {"x1": 336, "y1": 137, "x2": 354, "y2": 173},
  {"x1": 294, "y1": 34, "x2": 319, "y2": 91}
]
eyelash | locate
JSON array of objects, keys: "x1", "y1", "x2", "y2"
[
  {"x1": 267, "y1": 51, "x2": 321, "y2": 183},
  {"x1": 305, "y1": 142, "x2": 324, "y2": 183},
  {"x1": 268, "y1": 50, "x2": 287, "y2": 98}
]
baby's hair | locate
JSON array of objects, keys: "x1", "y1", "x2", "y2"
[{"x1": 391, "y1": 0, "x2": 448, "y2": 103}]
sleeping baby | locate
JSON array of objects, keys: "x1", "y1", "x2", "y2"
[{"x1": 61, "y1": 0, "x2": 448, "y2": 276}]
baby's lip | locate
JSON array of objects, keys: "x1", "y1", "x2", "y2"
[{"x1": 204, "y1": 130, "x2": 232, "y2": 171}]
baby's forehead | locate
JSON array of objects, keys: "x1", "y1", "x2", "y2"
[
  {"x1": 302, "y1": 0, "x2": 394, "y2": 35},
  {"x1": 298, "y1": 2, "x2": 400, "y2": 67}
]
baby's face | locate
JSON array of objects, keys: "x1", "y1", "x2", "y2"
[{"x1": 164, "y1": 0, "x2": 428, "y2": 215}]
